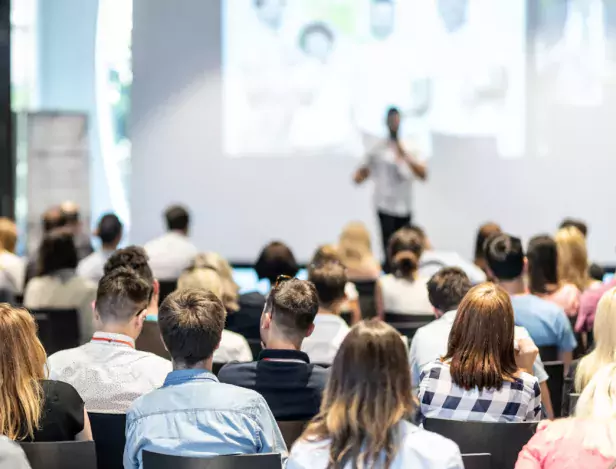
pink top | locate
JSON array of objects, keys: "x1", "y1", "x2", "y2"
[
  {"x1": 516, "y1": 419, "x2": 615, "y2": 469},
  {"x1": 543, "y1": 284, "x2": 581, "y2": 318},
  {"x1": 576, "y1": 279, "x2": 616, "y2": 333}
]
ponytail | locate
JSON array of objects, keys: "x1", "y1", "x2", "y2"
[{"x1": 393, "y1": 252, "x2": 418, "y2": 278}]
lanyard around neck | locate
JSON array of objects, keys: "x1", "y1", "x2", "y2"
[{"x1": 91, "y1": 336, "x2": 135, "y2": 349}]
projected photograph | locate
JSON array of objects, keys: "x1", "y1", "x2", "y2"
[{"x1": 222, "y1": 0, "x2": 526, "y2": 159}]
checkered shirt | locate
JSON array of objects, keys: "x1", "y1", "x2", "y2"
[{"x1": 418, "y1": 360, "x2": 542, "y2": 423}]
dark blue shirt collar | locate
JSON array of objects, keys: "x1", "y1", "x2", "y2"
[
  {"x1": 163, "y1": 368, "x2": 219, "y2": 387},
  {"x1": 258, "y1": 349, "x2": 311, "y2": 363}
]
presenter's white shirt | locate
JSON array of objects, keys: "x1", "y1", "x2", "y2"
[
  {"x1": 144, "y1": 232, "x2": 198, "y2": 280},
  {"x1": 47, "y1": 332, "x2": 172, "y2": 413},
  {"x1": 365, "y1": 138, "x2": 415, "y2": 216},
  {"x1": 213, "y1": 330, "x2": 253, "y2": 364},
  {"x1": 301, "y1": 313, "x2": 350, "y2": 365}
]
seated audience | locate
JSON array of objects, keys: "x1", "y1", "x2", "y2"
[
  {"x1": 556, "y1": 226, "x2": 592, "y2": 294},
  {"x1": 176, "y1": 265, "x2": 252, "y2": 363},
  {"x1": 144, "y1": 204, "x2": 198, "y2": 280},
  {"x1": 578, "y1": 273, "x2": 616, "y2": 334},
  {"x1": 516, "y1": 363, "x2": 616, "y2": 469},
  {"x1": 485, "y1": 233, "x2": 577, "y2": 368},
  {"x1": 219, "y1": 278, "x2": 328, "y2": 420},
  {"x1": 48, "y1": 267, "x2": 172, "y2": 413},
  {"x1": 0, "y1": 436, "x2": 32, "y2": 469},
  {"x1": 23, "y1": 231, "x2": 97, "y2": 342},
  {"x1": 527, "y1": 235, "x2": 580, "y2": 316},
  {"x1": 232, "y1": 241, "x2": 299, "y2": 339},
  {"x1": 0, "y1": 217, "x2": 25, "y2": 293},
  {"x1": 474, "y1": 222, "x2": 502, "y2": 280},
  {"x1": 77, "y1": 212, "x2": 123, "y2": 283},
  {"x1": 192, "y1": 252, "x2": 240, "y2": 312},
  {"x1": 414, "y1": 225, "x2": 487, "y2": 284},
  {"x1": 376, "y1": 227, "x2": 432, "y2": 316},
  {"x1": 60, "y1": 201, "x2": 94, "y2": 260},
  {"x1": 409, "y1": 268, "x2": 553, "y2": 417},
  {"x1": 124, "y1": 289, "x2": 286, "y2": 469},
  {"x1": 288, "y1": 320, "x2": 463, "y2": 469},
  {"x1": 0, "y1": 304, "x2": 92, "y2": 442},
  {"x1": 419, "y1": 283, "x2": 542, "y2": 423},
  {"x1": 301, "y1": 262, "x2": 351, "y2": 365},
  {"x1": 338, "y1": 221, "x2": 382, "y2": 280}
]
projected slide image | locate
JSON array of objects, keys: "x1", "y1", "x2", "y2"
[{"x1": 223, "y1": 0, "x2": 526, "y2": 159}]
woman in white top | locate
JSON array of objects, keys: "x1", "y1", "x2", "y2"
[
  {"x1": 177, "y1": 263, "x2": 252, "y2": 363},
  {"x1": 23, "y1": 231, "x2": 96, "y2": 343},
  {"x1": 0, "y1": 217, "x2": 26, "y2": 294},
  {"x1": 376, "y1": 227, "x2": 431, "y2": 316},
  {"x1": 288, "y1": 320, "x2": 463, "y2": 469}
]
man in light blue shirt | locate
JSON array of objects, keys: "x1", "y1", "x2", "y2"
[{"x1": 123, "y1": 289, "x2": 286, "y2": 469}]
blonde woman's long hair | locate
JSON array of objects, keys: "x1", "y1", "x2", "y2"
[
  {"x1": 0, "y1": 304, "x2": 47, "y2": 440},
  {"x1": 178, "y1": 267, "x2": 224, "y2": 300},
  {"x1": 338, "y1": 222, "x2": 378, "y2": 272},
  {"x1": 575, "y1": 288, "x2": 616, "y2": 392},
  {"x1": 301, "y1": 320, "x2": 414, "y2": 469},
  {"x1": 573, "y1": 363, "x2": 616, "y2": 458},
  {"x1": 555, "y1": 226, "x2": 590, "y2": 291},
  {"x1": 191, "y1": 252, "x2": 239, "y2": 312},
  {"x1": 0, "y1": 218, "x2": 17, "y2": 253}
]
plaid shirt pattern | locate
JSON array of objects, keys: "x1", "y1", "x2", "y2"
[{"x1": 418, "y1": 361, "x2": 542, "y2": 423}]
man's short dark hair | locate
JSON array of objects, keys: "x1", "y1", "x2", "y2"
[
  {"x1": 308, "y1": 263, "x2": 347, "y2": 309},
  {"x1": 42, "y1": 207, "x2": 68, "y2": 233},
  {"x1": 559, "y1": 218, "x2": 588, "y2": 237},
  {"x1": 158, "y1": 289, "x2": 226, "y2": 366},
  {"x1": 104, "y1": 246, "x2": 154, "y2": 286},
  {"x1": 255, "y1": 241, "x2": 299, "y2": 285},
  {"x1": 97, "y1": 213, "x2": 123, "y2": 245},
  {"x1": 96, "y1": 267, "x2": 151, "y2": 323},
  {"x1": 266, "y1": 278, "x2": 319, "y2": 339},
  {"x1": 485, "y1": 233, "x2": 525, "y2": 281},
  {"x1": 165, "y1": 205, "x2": 190, "y2": 232},
  {"x1": 386, "y1": 106, "x2": 400, "y2": 118},
  {"x1": 427, "y1": 267, "x2": 472, "y2": 312}
]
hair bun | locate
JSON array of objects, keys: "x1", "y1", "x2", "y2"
[{"x1": 393, "y1": 252, "x2": 418, "y2": 277}]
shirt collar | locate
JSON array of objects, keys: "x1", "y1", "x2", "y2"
[
  {"x1": 91, "y1": 331, "x2": 136, "y2": 348},
  {"x1": 258, "y1": 348, "x2": 311, "y2": 363},
  {"x1": 163, "y1": 369, "x2": 219, "y2": 387}
]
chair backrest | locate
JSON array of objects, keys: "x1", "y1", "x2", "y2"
[
  {"x1": 352, "y1": 280, "x2": 377, "y2": 319},
  {"x1": 543, "y1": 361, "x2": 565, "y2": 418},
  {"x1": 461, "y1": 453, "x2": 491, "y2": 469},
  {"x1": 277, "y1": 420, "x2": 309, "y2": 449},
  {"x1": 569, "y1": 393, "x2": 581, "y2": 417},
  {"x1": 340, "y1": 311, "x2": 352, "y2": 326},
  {"x1": 20, "y1": 441, "x2": 97, "y2": 469},
  {"x1": 424, "y1": 418, "x2": 538, "y2": 469},
  {"x1": 142, "y1": 451, "x2": 282, "y2": 469},
  {"x1": 30, "y1": 308, "x2": 80, "y2": 355},
  {"x1": 158, "y1": 279, "x2": 178, "y2": 306},
  {"x1": 135, "y1": 321, "x2": 169, "y2": 359},
  {"x1": 212, "y1": 362, "x2": 225, "y2": 376},
  {"x1": 383, "y1": 313, "x2": 434, "y2": 339},
  {"x1": 88, "y1": 412, "x2": 127, "y2": 469},
  {"x1": 538, "y1": 345, "x2": 559, "y2": 362}
]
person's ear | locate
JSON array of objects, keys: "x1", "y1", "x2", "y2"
[
  {"x1": 93, "y1": 303, "x2": 101, "y2": 323},
  {"x1": 135, "y1": 310, "x2": 147, "y2": 330},
  {"x1": 306, "y1": 323, "x2": 315, "y2": 338},
  {"x1": 261, "y1": 312, "x2": 272, "y2": 330},
  {"x1": 523, "y1": 257, "x2": 528, "y2": 274},
  {"x1": 432, "y1": 307, "x2": 441, "y2": 319}
]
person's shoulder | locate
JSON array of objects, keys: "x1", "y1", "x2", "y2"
[
  {"x1": 517, "y1": 371, "x2": 540, "y2": 389},
  {"x1": 289, "y1": 437, "x2": 331, "y2": 466},
  {"x1": 221, "y1": 329, "x2": 249, "y2": 347},
  {"x1": 398, "y1": 421, "x2": 462, "y2": 463},
  {"x1": 133, "y1": 350, "x2": 173, "y2": 371},
  {"x1": 309, "y1": 365, "x2": 330, "y2": 387},
  {"x1": 239, "y1": 291, "x2": 266, "y2": 307},
  {"x1": 47, "y1": 345, "x2": 86, "y2": 366},
  {"x1": 218, "y1": 361, "x2": 257, "y2": 384}
]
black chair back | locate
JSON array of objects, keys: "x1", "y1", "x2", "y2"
[
  {"x1": 20, "y1": 441, "x2": 97, "y2": 469},
  {"x1": 340, "y1": 311, "x2": 352, "y2": 326},
  {"x1": 569, "y1": 393, "x2": 581, "y2": 416},
  {"x1": 142, "y1": 451, "x2": 282, "y2": 469},
  {"x1": 353, "y1": 280, "x2": 377, "y2": 319},
  {"x1": 135, "y1": 321, "x2": 169, "y2": 359},
  {"x1": 88, "y1": 412, "x2": 126, "y2": 469},
  {"x1": 383, "y1": 312, "x2": 434, "y2": 339},
  {"x1": 538, "y1": 345, "x2": 559, "y2": 362},
  {"x1": 246, "y1": 338, "x2": 263, "y2": 360},
  {"x1": 30, "y1": 308, "x2": 80, "y2": 355},
  {"x1": 424, "y1": 418, "x2": 537, "y2": 469},
  {"x1": 544, "y1": 361, "x2": 565, "y2": 418},
  {"x1": 277, "y1": 420, "x2": 308, "y2": 449},
  {"x1": 158, "y1": 280, "x2": 178, "y2": 306},
  {"x1": 212, "y1": 362, "x2": 225, "y2": 376},
  {"x1": 462, "y1": 453, "x2": 491, "y2": 469}
]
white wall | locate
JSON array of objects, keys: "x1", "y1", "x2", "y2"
[{"x1": 131, "y1": 0, "x2": 616, "y2": 264}]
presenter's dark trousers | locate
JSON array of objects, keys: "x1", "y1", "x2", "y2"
[{"x1": 378, "y1": 210, "x2": 411, "y2": 273}]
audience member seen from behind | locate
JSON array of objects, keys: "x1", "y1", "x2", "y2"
[
  {"x1": 60, "y1": 201, "x2": 94, "y2": 261},
  {"x1": 144, "y1": 205, "x2": 198, "y2": 280},
  {"x1": 338, "y1": 222, "x2": 382, "y2": 281},
  {"x1": 419, "y1": 284, "x2": 542, "y2": 423},
  {"x1": 474, "y1": 222, "x2": 502, "y2": 280},
  {"x1": 77, "y1": 213, "x2": 123, "y2": 283},
  {"x1": 288, "y1": 320, "x2": 464, "y2": 469},
  {"x1": 192, "y1": 252, "x2": 240, "y2": 312},
  {"x1": 23, "y1": 231, "x2": 97, "y2": 343},
  {"x1": 556, "y1": 226, "x2": 591, "y2": 293},
  {"x1": 485, "y1": 233, "x2": 577, "y2": 369},
  {"x1": 47, "y1": 268, "x2": 172, "y2": 413},
  {"x1": 219, "y1": 278, "x2": 328, "y2": 421},
  {"x1": 0, "y1": 218, "x2": 25, "y2": 294},
  {"x1": 527, "y1": 235, "x2": 580, "y2": 317},
  {"x1": 233, "y1": 241, "x2": 299, "y2": 340},
  {"x1": 301, "y1": 263, "x2": 351, "y2": 365},
  {"x1": 0, "y1": 304, "x2": 92, "y2": 442},
  {"x1": 123, "y1": 289, "x2": 286, "y2": 469},
  {"x1": 516, "y1": 363, "x2": 616, "y2": 469},
  {"x1": 177, "y1": 265, "x2": 251, "y2": 363},
  {"x1": 376, "y1": 227, "x2": 431, "y2": 316},
  {"x1": 24, "y1": 206, "x2": 68, "y2": 285},
  {"x1": 559, "y1": 218, "x2": 588, "y2": 238}
]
